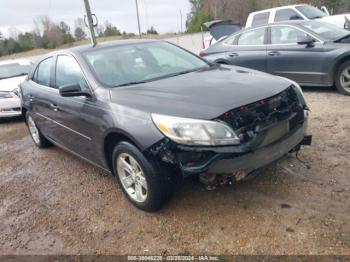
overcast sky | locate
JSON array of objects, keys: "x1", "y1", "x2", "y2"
[{"x1": 0, "y1": 0, "x2": 191, "y2": 37}]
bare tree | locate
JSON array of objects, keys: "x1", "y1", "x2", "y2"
[
  {"x1": 8, "y1": 27, "x2": 19, "y2": 40},
  {"x1": 40, "y1": 16, "x2": 64, "y2": 48}
]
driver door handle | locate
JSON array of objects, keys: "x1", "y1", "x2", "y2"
[
  {"x1": 228, "y1": 52, "x2": 239, "y2": 57},
  {"x1": 50, "y1": 103, "x2": 60, "y2": 112},
  {"x1": 268, "y1": 51, "x2": 281, "y2": 56}
]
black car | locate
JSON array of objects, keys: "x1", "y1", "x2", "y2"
[
  {"x1": 201, "y1": 20, "x2": 350, "y2": 95},
  {"x1": 20, "y1": 40, "x2": 311, "y2": 211}
]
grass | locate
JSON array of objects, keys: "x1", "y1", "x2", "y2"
[{"x1": 0, "y1": 33, "x2": 185, "y2": 61}]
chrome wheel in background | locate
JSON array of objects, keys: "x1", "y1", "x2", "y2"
[
  {"x1": 116, "y1": 153, "x2": 148, "y2": 203},
  {"x1": 340, "y1": 66, "x2": 350, "y2": 92}
]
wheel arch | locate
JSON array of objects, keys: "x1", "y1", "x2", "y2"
[
  {"x1": 332, "y1": 54, "x2": 350, "y2": 84},
  {"x1": 103, "y1": 129, "x2": 144, "y2": 173}
]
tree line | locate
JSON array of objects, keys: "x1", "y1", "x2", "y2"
[
  {"x1": 0, "y1": 16, "x2": 158, "y2": 57},
  {"x1": 186, "y1": 0, "x2": 350, "y2": 33}
]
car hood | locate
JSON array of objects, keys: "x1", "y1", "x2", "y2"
[
  {"x1": 0, "y1": 75, "x2": 27, "y2": 92},
  {"x1": 109, "y1": 65, "x2": 292, "y2": 120},
  {"x1": 317, "y1": 14, "x2": 350, "y2": 27}
]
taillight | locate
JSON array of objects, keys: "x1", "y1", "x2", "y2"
[{"x1": 199, "y1": 50, "x2": 205, "y2": 57}]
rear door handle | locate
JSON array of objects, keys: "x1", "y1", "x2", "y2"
[
  {"x1": 268, "y1": 51, "x2": 281, "y2": 56},
  {"x1": 228, "y1": 53, "x2": 239, "y2": 57},
  {"x1": 50, "y1": 103, "x2": 59, "y2": 112}
]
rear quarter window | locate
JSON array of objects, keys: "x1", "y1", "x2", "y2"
[
  {"x1": 33, "y1": 57, "x2": 53, "y2": 87},
  {"x1": 252, "y1": 12, "x2": 270, "y2": 26}
]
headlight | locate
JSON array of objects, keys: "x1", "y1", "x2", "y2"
[
  {"x1": 152, "y1": 114, "x2": 240, "y2": 146},
  {"x1": 12, "y1": 88, "x2": 20, "y2": 98},
  {"x1": 0, "y1": 91, "x2": 13, "y2": 99}
]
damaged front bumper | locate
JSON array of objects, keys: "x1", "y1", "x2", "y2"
[
  {"x1": 205, "y1": 121, "x2": 309, "y2": 174},
  {"x1": 149, "y1": 118, "x2": 311, "y2": 177}
]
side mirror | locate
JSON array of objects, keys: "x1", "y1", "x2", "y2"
[
  {"x1": 59, "y1": 83, "x2": 91, "y2": 97},
  {"x1": 297, "y1": 35, "x2": 315, "y2": 47},
  {"x1": 290, "y1": 15, "x2": 303, "y2": 20}
]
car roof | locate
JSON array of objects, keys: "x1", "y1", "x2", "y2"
[
  {"x1": 224, "y1": 20, "x2": 329, "y2": 42},
  {"x1": 250, "y1": 4, "x2": 307, "y2": 14},
  {"x1": 37, "y1": 39, "x2": 162, "y2": 60},
  {"x1": 69, "y1": 39, "x2": 160, "y2": 54},
  {"x1": 238, "y1": 20, "x2": 306, "y2": 33}
]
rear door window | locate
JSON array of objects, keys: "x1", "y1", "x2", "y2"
[
  {"x1": 274, "y1": 9, "x2": 303, "y2": 22},
  {"x1": 252, "y1": 12, "x2": 270, "y2": 26},
  {"x1": 270, "y1": 26, "x2": 309, "y2": 44},
  {"x1": 223, "y1": 35, "x2": 238, "y2": 45},
  {"x1": 237, "y1": 28, "x2": 266, "y2": 45}
]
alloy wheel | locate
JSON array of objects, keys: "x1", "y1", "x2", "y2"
[
  {"x1": 27, "y1": 116, "x2": 40, "y2": 145},
  {"x1": 116, "y1": 153, "x2": 148, "y2": 203},
  {"x1": 340, "y1": 66, "x2": 350, "y2": 92}
]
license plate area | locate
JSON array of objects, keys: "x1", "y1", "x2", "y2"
[{"x1": 260, "y1": 121, "x2": 289, "y2": 147}]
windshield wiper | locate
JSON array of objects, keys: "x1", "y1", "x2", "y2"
[
  {"x1": 115, "y1": 81, "x2": 147, "y2": 87},
  {"x1": 335, "y1": 34, "x2": 350, "y2": 42},
  {"x1": 114, "y1": 68, "x2": 206, "y2": 87},
  {"x1": 310, "y1": 16, "x2": 324, "y2": 19}
]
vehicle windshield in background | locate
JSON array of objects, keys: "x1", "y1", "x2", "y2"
[
  {"x1": 296, "y1": 5, "x2": 327, "y2": 19},
  {"x1": 0, "y1": 63, "x2": 32, "y2": 79},
  {"x1": 301, "y1": 21, "x2": 350, "y2": 41},
  {"x1": 84, "y1": 42, "x2": 210, "y2": 87}
]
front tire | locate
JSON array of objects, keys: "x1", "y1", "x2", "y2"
[
  {"x1": 25, "y1": 113, "x2": 52, "y2": 148},
  {"x1": 335, "y1": 61, "x2": 350, "y2": 96},
  {"x1": 112, "y1": 142, "x2": 175, "y2": 212}
]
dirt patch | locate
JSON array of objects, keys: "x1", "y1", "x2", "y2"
[{"x1": 0, "y1": 87, "x2": 349, "y2": 255}]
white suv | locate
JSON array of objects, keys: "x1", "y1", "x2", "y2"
[{"x1": 246, "y1": 4, "x2": 350, "y2": 30}]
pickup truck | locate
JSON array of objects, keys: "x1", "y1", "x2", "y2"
[{"x1": 245, "y1": 4, "x2": 350, "y2": 30}]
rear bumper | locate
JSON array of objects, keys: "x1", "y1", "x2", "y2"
[
  {"x1": 208, "y1": 121, "x2": 308, "y2": 174},
  {"x1": 0, "y1": 98, "x2": 21, "y2": 118}
]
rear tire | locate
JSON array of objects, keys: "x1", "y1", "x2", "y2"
[
  {"x1": 112, "y1": 141, "x2": 175, "y2": 212},
  {"x1": 335, "y1": 61, "x2": 350, "y2": 96},
  {"x1": 25, "y1": 112, "x2": 52, "y2": 148}
]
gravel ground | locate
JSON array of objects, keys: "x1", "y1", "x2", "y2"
[{"x1": 0, "y1": 87, "x2": 349, "y2": 255}]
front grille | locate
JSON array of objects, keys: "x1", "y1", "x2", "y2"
[{"x1": 219, "y1": 86, "x2": 304, "y2": 144}]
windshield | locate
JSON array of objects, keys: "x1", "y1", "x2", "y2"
[
  {"x1": 0, "y1": 63, "x2": 32, "y2": 79},
  {"x1": 301, "y1": 21, "x2": 349, "y2": 41},
  {"x1": 83, "y1": 41, "x2": 209, "y2": 87},
  {"x1": 296, "y1": 5, "x2": 327, "y2": 19}
]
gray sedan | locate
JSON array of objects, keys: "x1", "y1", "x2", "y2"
[
  {"x1": 20, "y1": 40, "x2": 311, "y2": 211},
  {"x1": 202, "y1": 20, "x2": 350, "y2": 95}
]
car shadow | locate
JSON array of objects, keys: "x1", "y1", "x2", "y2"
[
  {"x1": 301, "y1": 85, "x2": 337, "y2": 94},
  {"x1": 0, "y1": 116, "x2": 24, "y2": 124}
]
